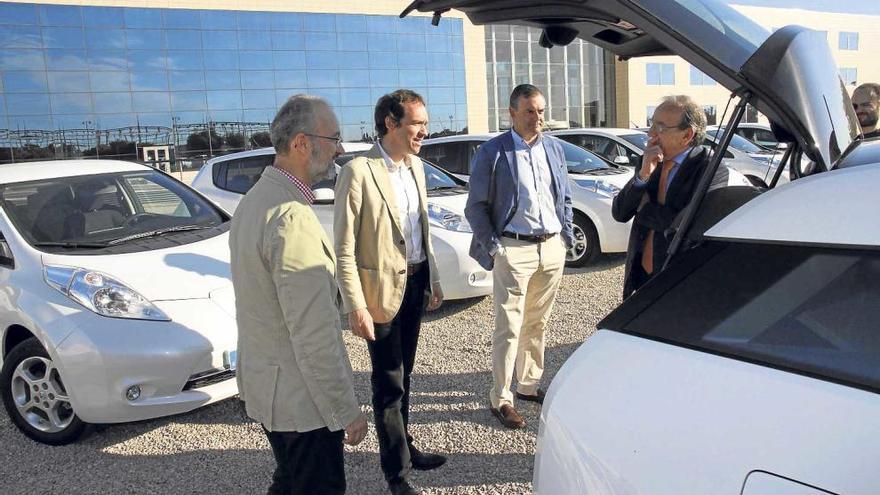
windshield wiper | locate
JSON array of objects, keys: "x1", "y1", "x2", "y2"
[
  {"x1": 32, "y1": 241, "x2": 111, "y2": 249},
  {"x1": 108, "y1": 224, "x2": 213, "y2": 245}
]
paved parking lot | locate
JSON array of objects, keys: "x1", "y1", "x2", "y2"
[{"x1": 0, "y1": 255, "x2": 625, "y2": 495}]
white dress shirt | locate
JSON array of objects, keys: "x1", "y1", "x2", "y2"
[{"x1": 377, "y1": 142, "x2": 426, "y2": 264}]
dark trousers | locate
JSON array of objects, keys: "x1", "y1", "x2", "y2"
[
  {"x1": 366, "y1": 263, "x2": 429, "y2": 484},
  {"x1": 262, "y1": 426, "x2": 346, "y2": 495}
]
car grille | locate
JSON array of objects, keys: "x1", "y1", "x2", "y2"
[{"x1": 183, "y1": 367, "x2": 236, "y2": 390}]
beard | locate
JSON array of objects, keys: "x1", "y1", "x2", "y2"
[
  {"x1": 308, "y1": 147, "x2": 336, "y2": 184},
  {"x1": 859, "y1": 111, "x2": 879, "y2": 128}
]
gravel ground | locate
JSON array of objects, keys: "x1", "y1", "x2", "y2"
[{"x1": 0, "y1": 255, "x2": 625, "y2": 495}]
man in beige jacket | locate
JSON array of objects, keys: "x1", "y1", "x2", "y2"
[
  {"x1": 230, "y1": 94, "x2": 366, "y2": 495},
  {"x1": 334, "y1": 90, "x2": 445, "y2": 495}
]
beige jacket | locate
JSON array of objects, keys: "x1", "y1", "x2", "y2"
[
  {"x1": 230, "y1": 166, "x2": 360, "y2": 432},
  {"x1": 334, "y1": 145, "x2": 439, "y2": 323}
]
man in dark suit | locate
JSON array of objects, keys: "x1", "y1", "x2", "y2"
[
  {"x1": 613, "y1": 95, "x2": 732, "y2": 298},
  {"x1": 465, "y1": 84, "x2": 573, "y2": 429}
]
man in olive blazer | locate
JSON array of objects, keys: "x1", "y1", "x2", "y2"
[
  {"x1": 230, "y1": 95, "x2": 366, "y2": 495},
  {"x1": 334, "y1": 90, "x2": 445, "y2": 495}
]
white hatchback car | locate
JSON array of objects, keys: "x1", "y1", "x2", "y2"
[
  {"x1": 419, "y1": 133, "x2": 635, "y2": 266},
  {"x1": 190, "y1": 146, "x2": 493, "y2": 300},
  {"x1": 0, "y1": 160, "x2": 238, "y2": 445}
]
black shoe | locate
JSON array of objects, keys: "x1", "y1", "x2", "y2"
[
  {"x1": 515, "y1": 388, "x2": 546, "y2": 404},
  {"x1": 409, "y1": 444, "x2": 447, "y2": 471},
  {"x1": 389, "y1": 479, "x2": 422, "y2": 495}
]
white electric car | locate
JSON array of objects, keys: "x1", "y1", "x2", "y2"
[{"x1": 0, "y1": 160, "x2": 238, "y2": 445}]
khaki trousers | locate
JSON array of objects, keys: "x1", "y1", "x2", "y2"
[{"x1": 490, "y1": 234, "x2": 566, "y2": 409}]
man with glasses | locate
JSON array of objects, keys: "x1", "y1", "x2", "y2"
[
  {"x1": 334, "y1": 89, "x2": 446, "y2": 495},
  {"x1": 852, "y1": 83, "x2": 880, "y2": 139},
  {"x1": 612, "y1": 95, "x2": 733, "y2": 298}
]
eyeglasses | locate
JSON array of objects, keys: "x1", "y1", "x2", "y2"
[
  {"x1": 649, "y1": 121, "x2": 688, "y2": 134},
  {"x1": 304, "y1": 133, "x2": 343, "y2": 146}
]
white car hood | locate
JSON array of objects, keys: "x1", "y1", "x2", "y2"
[
  {"x1": 569, "y1": 168, "x2": 634, "y2": 189},
  {"x1": 40, "y1": 232, "x2": 232, "y2": 302},
  {"x1": 425, "y1": 188, "x2": 469, "y2": 211}
]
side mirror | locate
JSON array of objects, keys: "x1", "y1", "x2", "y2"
[
  {"x1": 613, "y1": 156, "x2": 630, "y2": 166},
  {"x1": 313, "y1": 188, "x2": 335, "y2": 205}
]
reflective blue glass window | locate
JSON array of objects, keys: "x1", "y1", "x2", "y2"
[
  {"x1": 396, "y1": 34, "x2": 426, "y2": 52},
  {"x1": 336, "y1": 15, "x2": 366, "y2": 33},
  {"x1": 340, "y1": 88, "x2": 370, "y2": 106},
  {"x1": 130, "y1": 71, "x2": 169, "y2": 91},
  {"x1": 242, "y1": 89, "x2": 275, "y2": 109},
  {"x1": 167, "y1": 51, "x2": 204, "y2": 71},
  {"x1": 42, "y1": 27, "x2": 84, "y2": 49},
  {"x1": 50, "y1": 93, "x2": 91, "y2": 114},
  {"x1": 370, "y1": 69, "x2": 398, "y2": 87},
  {"x1": 170, "y1": 91, "x2": 206, "y2": 111},
  {"x1": 337, "y1": 33, "x2": 367, "y2": 52},
  {"x1": 3, "y1": 71, "x2": 48, "y2": 92},
  {"x1": 398, "y1": 16, "x2": 428, "y2": 34},
  {"x1": 90, "y1": 71, "x2": 130, "y2": 92},
  {"x1": 0, "y1": 4, "x2": 38, "y2": 25},
  {"x1": 132, "y1": 92, "x2": 171, "y2": 113},
  {"x1": 40, "y1": 5, "x2": 82, "y2": 26},
  {"x1": 128, "y1": 50, "x2": 167, "y2": 71},
  {"x1": 306, "y1": 51, "x2": 337, "y2": 70},
  {"x1": 429, "y1": 87, "x2": 455, "y2": 104},
  {"x1": 425, "y1": 53, "x2": 448, "y2": 70},
  {"x1": 202, "y1": 30, "x2": 238, "y2": 50},
  {"x1": 0, "y1": 26, "x2": 42, "y2": 48},
  {"x1": 275, "y1": 89, "x2": 307, "y2": 106},
  {"x1": 205, "y1": 71, "x2": 240, "y2": 90},
  {"x1": 126, "y1": 29, "x2": 164, "y2": 50},
  {"x1": 427, "y1": 70, "x2": 454, "y2": 86},
  {"x1": 238, "y1": 11, "x2": 271, "y2": 31},
  {"x1": 274, "y1": 71, "x2": 307, "y2": 89},
  {"x1": 45, "y1": 50, "x2": 87, "y2": 70},
  {"x1": 426, "y1": 35, "x2": 450, "y2": 53},
  {"x1": 207, "y1": 90, "x2": 241, "y2": 110},
  {"x1": 241, "y1": 71, "x2": 274, "y2": 90},
  {"x1": 163, "y1": 9, "x2": 201, "y2": 30},
  {"x1": 400, "y1": 70, "x2": 427, "y2": 87},
  {"x1": 307, "y1": 88, "x2": 339, "y2": 106},
  {"x1": 239, "y1": 31, "x2": 271, "y2": 50},
  {"x1": 86, "y1": 29, "x2": 126, "y2": 50},
  {"x1": 429, "y1": 103, "x2": 456, "y2": 122},
  {"x1": 370, "y1": 86, "x2": 392, "y2": 103},
  {"x1": 397, "y1": 53, "x2": 426, "y2": 70},
  {"x1": 46, "y1": 71, "x2": 90, "y2": 93},
  {"x1": 170, "y1": 71, "x2": 206, "y2": 91},
  {"x1": 239, "y1": 51, "x2": 273, "y2": 71},
  {"x1": 310, "y1": 33, "x2": 337, "y2": 51},
  {"x1": 455, "y1": 86, "x2": 467, "y2": 104},
  {"x1": 271, "y1": 31, "x2": 304, "y2": 50},
  {"x1": 368, "y1": 33, "x2": 396, "y2": 52},
  {"x1": 339, "y1": 106, "x2": 372, "y2": 126},
  {"x1": 9, "y1": 115, "x2": 51, "y2": 129},
  {"x1": 174, "y1": 111, "x2": 208, "y2": 125},
  {"x1": 365, "y1": 16, "x2": 396, "y2": 34},
  {"x1": 200, "y1": 10, "x2": 236, "y2": 30},
  {"x1": 84, "y1": 7, "x2": 124, "y2": 27},
  {"x1": 307, "y1": 70, "x2": 338, "y2": 88},
  {"x1": 369, "y1": 51, "x2": 396, "y2": 69},
  {"x1": 454, "y1": 71, "x2": 466, "y2": 86},
  {"x1": 302, "y1": 13, "x2": 335, "y2": 32},
  {"x1": 124, "y1": 8, "x2": 163, "y2": 29},
  {"x1": 337, "y1": 51, "x2": 369, "y2": 70},
  {"x1": 243, "y1": 108, "x2": 273, "y2": 123},
  {"x1": 338, "y1": 70, "x2": 364, "y2": 88},
  {"x1": 166, "y1": 30, "x2": 202, "y2": 50},
  {"x1": 203, "y1": 50, "x2": 238, "y2": 70},
  {"x1": 88, "y1": 50, "x2": 128, "y2": 71},
  {"x1": 450, "y1": 52, "x2": 465, "y2": 71},
  {"x1": 209, "y1": 109, "x2": 243, "y2": 122},
  {"x1": 271, "y1": 13, "x2": 302, "y2": 31},
  {"x1": 451, "y1": 36, "x2": 464, "y2": 53},
  {"x1": 96, "y1": 113, "x2": 135, "y2": 128},
  {"x1": 52, "y1": 114, "x2": 93, "y2": 129},
  {"x1": 136, "y1": 112, "x2": 172, "y2": 126},
  {"x1": 93, "y1": 93, "x2": 132, "y2": 113},
  {"x1": 7, "y1": 93, "x2": 50, "y2": 115}
]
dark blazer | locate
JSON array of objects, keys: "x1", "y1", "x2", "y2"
[
  {"x1": 612, "y1": 145, "x2": 729, "y2": 298},
  {"x1": 464, "y1": 131, "x2": 574, "y2": 270}
]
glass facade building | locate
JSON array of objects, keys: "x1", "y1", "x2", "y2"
[{"x1": 0, "y1": 2, "x2": 467, "y2": 152}]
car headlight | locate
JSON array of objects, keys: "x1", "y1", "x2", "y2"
[
  {"x1": 427, "y1": 203, "x2": 472, "y2": 233},
  {"x1": 572, "y1": 179, "x2": 620, "y2": 198},
  {"x1": 43, "y1": 265, "x2": 170, "y2": 321}
]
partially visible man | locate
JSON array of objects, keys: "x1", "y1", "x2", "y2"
[
  {"x1": 230, "y1": 94, "x2": 367, "y2": 495},
  {"x1": 334, "y1": 89, "x2": 446, "y2": 495},
  {"x1": 465, "y1": 83, "x2": 573, "y2": 430},
  {"x1": 853, "y1": 83, "x2": 880, "y2": 139},
  {"x1": 612, "y1": 95, "x2": 733, "y2": 298}
]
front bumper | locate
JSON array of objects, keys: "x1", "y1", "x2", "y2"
[
  {"x1": 431, "y1": 229, "x2": 493, "y2": 300},
  {"x1": 52, "y1": 298, "x2": 238, "y2": 424}
]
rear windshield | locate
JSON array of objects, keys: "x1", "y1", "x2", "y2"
[
  {"x1": 709, "y1": 129, "x2": 767, "y2": 154},
  {"x1": 603, "y1": 241, "x2": 880, "y2": 393}
]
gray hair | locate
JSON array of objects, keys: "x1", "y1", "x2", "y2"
[
  {"x1": 270, "y1": 94, "x2": 330, "y2": 155},
  {"x1": 658, "y1": 95, "x2": 707, "y2": 147}
]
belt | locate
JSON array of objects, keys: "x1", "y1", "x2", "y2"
[
  {"x1": 406, "y1": 260, "x2": 426, "y2": 276},
  {"x1": 501, "y1": 231, "x2": 556, "y2": 243}
]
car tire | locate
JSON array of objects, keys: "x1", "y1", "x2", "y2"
[
  {"x1": 566, "y1": 212, "x2": 600, "y2": 268},
  {"x1": 1, "y1": 337, "x2": 91, "y2": 445}
]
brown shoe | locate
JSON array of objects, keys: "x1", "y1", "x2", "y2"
[
  {"x1": 515, "y1": 388, "x2": 546, "y2": 404},
  {"x1": 491, "y1": 404, "x2": 526, "y2": 429}
]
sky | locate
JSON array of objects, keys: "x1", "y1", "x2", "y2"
[{"x1": 730, "y1": 0, "x2": 880, "y2": 15}]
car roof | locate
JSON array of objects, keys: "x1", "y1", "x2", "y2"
[
  {"x1": 549, "y1": 128, "x2": 646, "y2": 137},
  {"x1": 705, "y1": 165, "x2": 879, "y2": 247},
  {"x1": 422, "y1": 133, "x2": 500, "y2": 145},
  {"x1": 206, "y1": 142, "x2": 373, "y2": 166},
  {"x1": 0, "y1": 159, "x2": 151, "y2": 185}
]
